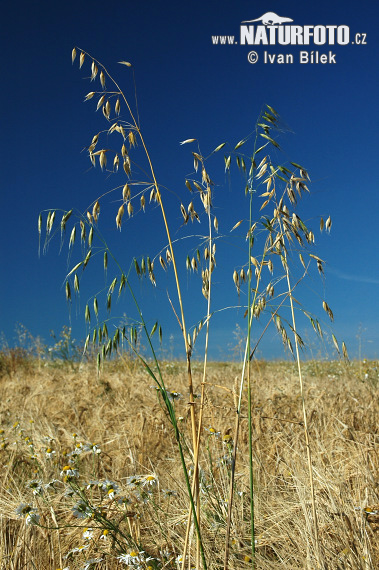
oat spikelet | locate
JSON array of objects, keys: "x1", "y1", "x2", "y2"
[
  {"x1": 214, "y1": 216, "x2": 218, "y2": 232},
  {"x1": 325, "y1": 216, "x2": 332, "y2": 232},
  {"x1": 332, "y1": 334, "x2": 340, "y2": 354},
  {"x1": 84, "y1": 92, "x2": 95, "y2": 101},
  {"x1": 123, "y1": 157, "x2": 131, "y2": 176},
  {"x1": 342, "y1": 341, "x2": 349, "y2": 361},
  {"x1": 180, "y1": 203, "x2": 189, "y2": 224},
  {"x1": 233, "y1": 270, "x2": 240, "y2": 293},
  {"x1": 128, "y1": 131, "x2": 136, "y2": 147},
  {"x1": 100, "y1": 71, "x2": 106, "y2": 89},
  {"x1": 123, "y1": 184, "x2": 130, "y2": 202},
  {"x1": 115, "y1": 99, "x2": 121, "y2": 115},
  {"x1": 91, "y1": 61, "x2": 98, "y2": 81},
  {"x1": 92, "y1": 201, "x2": 100, "y2": 223},
  {"x1": 69, "y1": 226, "x2": 76, "y2": 248},
  {"x1": 65, "y1": 281, "x2": 71, "y2": 301},
  {"x1": 159, "y1": 256, "x2": 166, "y2": 270},
  {"x1": 140, "y1": 195, "x2": 145, "y2": 212},
  {"x1": 72, "y1": 48, "x2": 77, "y2": 63},
  {"x1": 96, "y1": 95, "x2": 105, "y2": 111},
  {"x1": 116, "y1": 204, "x2": 124, "y2": 230},
  {"x1": 99, "y1": 150, "x2": 107, "y2": 170},
  {"x1": 79, "y1": 51, "x2": 85, "y2": 68},
  {"x1": 113, "y1": 154, "x2": 119, "y2": 172},
  {"x1": 127, "y1": 201, "x2": 133, "y2": 217}
]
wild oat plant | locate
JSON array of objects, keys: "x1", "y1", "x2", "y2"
[{"x1": 1, "y1": 49, "x2": 377, "y2": 570}]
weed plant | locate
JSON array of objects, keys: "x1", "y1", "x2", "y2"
[{"x1": 1, "y1": 49, "x2": 377, "y2": 569}]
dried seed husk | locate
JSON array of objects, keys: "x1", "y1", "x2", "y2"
[
  {"x1": 113, "y1": 154, "x2": 119, "y2": 172},
  {"x1": 79, "y1": 51, "x2": 85, "y2": 68},
  {"x1": 84, "y1": 91, "x2": 96, "y2": 101},
  {"x1": 332, "y1": 334, "x2": 340, "y2": 354},
  {"x1": 115, "y1": 99, "x2": 120, "y2": 115},
  {"x1": 325, "y1": 216, "x2": 332, "y2": 232},
  {"x1": 99, "y1": 150, "x2": 107, "y2": 169},
  {"x1": 213, "y1": 142, "x2": 226, "y2": 153},
  {"x1": 214, "y1": 216, "x2": 218, "y2": 232},
  {"x1": 231, "y1": 220, "x2": 243, "y2": 232},
  {"x1": 116, "y1": 204, "x2": 124, "y2": 229},
  {"x1": 342, "y1": 342, "x2": 349, "y2": 360},
  {"x1": 96, "y1": 95, "x2": 106, "y2": 111},
  {"x1": 127, "y1": 201, "x2": 133, "y2": 217},
  {"x1": 91, "y1": 61, "x2": 98, "y2": 81},
  {"x1": 100, "y1": 70, "x2": 106, "y2": 89},
  {"x1": 128, "y1": 131, "x2": 136, "y2": 147},
  {"x1": 123, "y1": 157, "x2": 131, "y2": 176},
  {"x1": 140, "y1": 195, "x2": 145, "y2": 212},
  {"x1": 92, "y1": 201, "x2": 100, "y2": 223},
  {"x1": 122, "y1": 184, "x2": 131, "y2": 202}
]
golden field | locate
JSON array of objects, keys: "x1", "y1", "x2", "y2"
[{"x1": 0, "y1": 354, "x2": 378, "y2": 569}]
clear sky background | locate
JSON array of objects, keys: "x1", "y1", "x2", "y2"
[{"x1": 1, "y1": 0, "x2": 378, "y2": 360}]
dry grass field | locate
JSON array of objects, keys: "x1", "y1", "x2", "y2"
[{"x1": 0, "y1": 353, "x2": 377, "y2": 569}]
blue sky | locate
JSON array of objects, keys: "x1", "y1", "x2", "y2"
[{"x1": 1, "y1": 0, "x2": 378, "y2": 360}]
